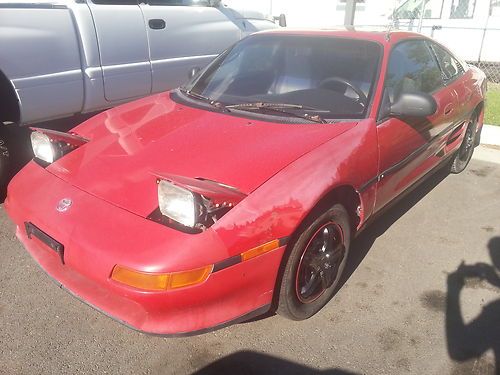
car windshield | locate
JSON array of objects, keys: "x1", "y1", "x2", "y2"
[{"x1": 184, "y1": 34, "x2": 381, "y2": 120}]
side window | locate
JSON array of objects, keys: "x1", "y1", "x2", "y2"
[
  {"x1": 384, "y1": 40, "x2": 443, "y2": 104},
  {"x1": 430, "y1": 43, "x2": 463, "y2": 82},
  {"x1": 147, "y1": 0, "x2": 210, "y2": 5}
]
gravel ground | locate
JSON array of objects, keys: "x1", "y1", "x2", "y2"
[{"x1": 0, "y1": 146, "x2": 499, "y2": 375}]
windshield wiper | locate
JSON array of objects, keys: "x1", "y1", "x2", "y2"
[
  {"x1": 225, "y1": 102, "x2": 328, "y2": 124},
  {"x1": 179, "y1": 88, "x2": 229, "y2": 112}
]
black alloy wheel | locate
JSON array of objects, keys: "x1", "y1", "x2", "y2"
[
  {"x1": 450, "y1": 114, "x2": 478, "y2": 174},
  {"x1": 295, "y1": 222, "x2": 345, "y2": 303},
  {"x1": 277, "y1": 203, "x2": 351, "y2": 320}
]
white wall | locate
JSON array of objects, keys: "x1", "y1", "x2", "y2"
[{"x1": 222, "y1": 0, "x2": 500, "y2": 62}]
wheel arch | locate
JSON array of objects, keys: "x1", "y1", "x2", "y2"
[
  {"x1": 271, "y1": 183, "x2": 362, "y2": 310},
  {"x1": 472, "y1": 100, "x2": 485, "y2": 146},
  {"x1": 307, "y1": 184, "x2": 361, "y2": 232},
  {"x1": 474, "y1": 100, "x2": 484, "y2": 117},
  {"x1": 284, "y1": 183, "x2": 362, "y2": 254},
  {"x1": 0, "y1": 69, "x2": 21, "y2": 124}
]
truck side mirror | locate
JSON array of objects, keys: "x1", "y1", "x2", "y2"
[{"x1": 278, "y1": 14, "x2": 287, "y2": 27}]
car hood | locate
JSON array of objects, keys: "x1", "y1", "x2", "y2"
[{"x1": 47, "y1": 93, "x2": 356, "y2": 217}]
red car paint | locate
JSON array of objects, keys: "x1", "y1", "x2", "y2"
[{"x1": 5, "y1": 30, "x2": 486, "y2": 335}]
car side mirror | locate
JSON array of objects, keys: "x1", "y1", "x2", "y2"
[
  {"x1": 389, "y1": 92, "x2": 437, "y2": 118},
  {"x1": 273, "y1": 14, "x2": 287, "y2": 27},
  {"x1": 188, "y1": 67, "x2": 201, "y2": 79}
]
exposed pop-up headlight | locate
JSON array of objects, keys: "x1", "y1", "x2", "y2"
[
  {"x1": 30, "y1": 128, "x2": 88, "y2": 165},
  {"x1": 158, "y1": 180, "x2": 199, "y2": 228},
  {"x1": 152, "y1": 175, "x2": 247, "y2": 233},
  {"x1": 31, "y1": 131, "x2": 56, "y2": 164}
]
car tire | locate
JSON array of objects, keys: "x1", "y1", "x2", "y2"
[
  {"x1": 277, "y1": 203, "x2": 351, "y2": 321},
  {"x1": 449, "y1": 113, "x2": 477, "y2": 174}
]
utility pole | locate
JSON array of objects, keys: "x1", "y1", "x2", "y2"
[{"x1": 344, "y1": 0, "x2": 357, "y2": 26}]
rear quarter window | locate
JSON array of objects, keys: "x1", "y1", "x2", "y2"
[{"x1": 430, "y1": 43, "x2": 464, "y2": 82}]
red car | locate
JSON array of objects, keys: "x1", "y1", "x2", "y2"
[{"x1": 5, "y1": 29, "x2": 486, "y2": 336}]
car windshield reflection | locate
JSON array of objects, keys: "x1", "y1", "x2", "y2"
[{"x1": 184, "y1": 35, "x2": 382, "y2": 120}]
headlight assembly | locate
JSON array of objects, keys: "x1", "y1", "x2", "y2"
[
  {"x1": 151, "y1": 176, "x2": 247, "y2": 233},
  {"x1": 31, "y1": 131, "x2": 57, "y2": 164},
  {"x1": 158, "y1": 180, "x2": 199, "y2": 228},
  {"x1": 30, "y1": 128, "x2": 88, "y2": 165}
]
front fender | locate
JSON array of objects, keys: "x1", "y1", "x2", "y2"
[{"x1": 213, "y1": 119, "x2": 379, "y2": 253}]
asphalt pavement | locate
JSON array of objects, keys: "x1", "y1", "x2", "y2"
[{"x1": 0, "y1": 145, "x2": 499, "y2": 375}]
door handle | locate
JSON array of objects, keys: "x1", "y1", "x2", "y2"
[{"x1": 149, "y1": 19, "x2": 166, "y2": 30}]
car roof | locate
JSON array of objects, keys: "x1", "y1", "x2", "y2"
[{"x1": 256, "y1": 28, "x2": 427, "y2": 46}]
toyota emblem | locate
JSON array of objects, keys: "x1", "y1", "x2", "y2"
[{"x1": 56, "y1": 198, "x2": 73, "y2": 213}]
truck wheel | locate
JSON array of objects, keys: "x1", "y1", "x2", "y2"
[
  {"x1": 0, "y1": 126, "x2": 33, "y2": 196},
  {"x1": 0, "y1": 133, "x2": 10, "y2": 193}
]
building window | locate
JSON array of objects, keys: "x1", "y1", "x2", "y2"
[
  {"x1": 491, "y1": 0, "x2": 500, "y2": 16},
  {"x1": 394, "y1": 0, "x2": 444, "y2": 20},
  {"x1": 336, "y1": 0, "x2": 366, "y2": 12},
  {"x1": 450, "y1": 0, "x2": 476, "y2": 18}
]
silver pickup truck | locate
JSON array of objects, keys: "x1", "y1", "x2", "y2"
[{"x1": 0, "y1": 0, "x2": 280, "y2": 186}]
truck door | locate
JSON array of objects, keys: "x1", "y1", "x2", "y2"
[
  {"x1": 139, "y1": 0, "x2": 241, "y2": 93},
  {"x1": 87, "y1": 0, "x2": 152, "y2": 102}
]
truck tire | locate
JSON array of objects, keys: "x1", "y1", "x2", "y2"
[
  {"x1": 0, "y1": 126, "x2": 32, "y2": 197},
  {"x1": 0, "y1": 132, "x2": 10, "y2": 195}
]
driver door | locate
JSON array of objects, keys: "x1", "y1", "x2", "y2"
[{"x1": 374, "y1": 39, "x2": 458, "y2": 211}]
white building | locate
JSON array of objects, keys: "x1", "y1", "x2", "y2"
[{"x1": 227, "y1": 0, "x2": 500, "y2": 63}]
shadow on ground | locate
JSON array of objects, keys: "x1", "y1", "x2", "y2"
[
  {"x1": 193, "y1": 351, "x2": 359, "y2": 375},
  {"x1": 339, "y1": 164, "x2": 450, "y2": 289},
  {"x1": 445, "y1": 236, "x2": 500, "y2": 374}
]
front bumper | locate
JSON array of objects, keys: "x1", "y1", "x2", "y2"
[{"x1": 5, "y1": 162, "x2": 285, "y2": 335}]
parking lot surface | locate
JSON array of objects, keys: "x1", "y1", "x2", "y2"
[{"x1": 0, "y1": 146, "x2": 499, "y2": 375}]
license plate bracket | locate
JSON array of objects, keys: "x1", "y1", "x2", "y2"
[{"x1": 25, "y1": 222, "x2": 65, "y2": 264}]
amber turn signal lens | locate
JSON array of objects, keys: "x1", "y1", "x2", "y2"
[
  {"x1": 111, "y1": 265, "x2": 213, "y2": 291},
  {"x1": 241, "y1": 239, "x2": 280, "y2": 261},
  {"x1": 111, "y1": 266, "x2": 169, "y2": 291},
  {"x1": 169, "y1": 265, "x2": 213, "y2": 290}
]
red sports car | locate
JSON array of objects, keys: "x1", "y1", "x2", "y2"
[{"x1": 5, "y1": 29, "x2": 486, "y2": 336}]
